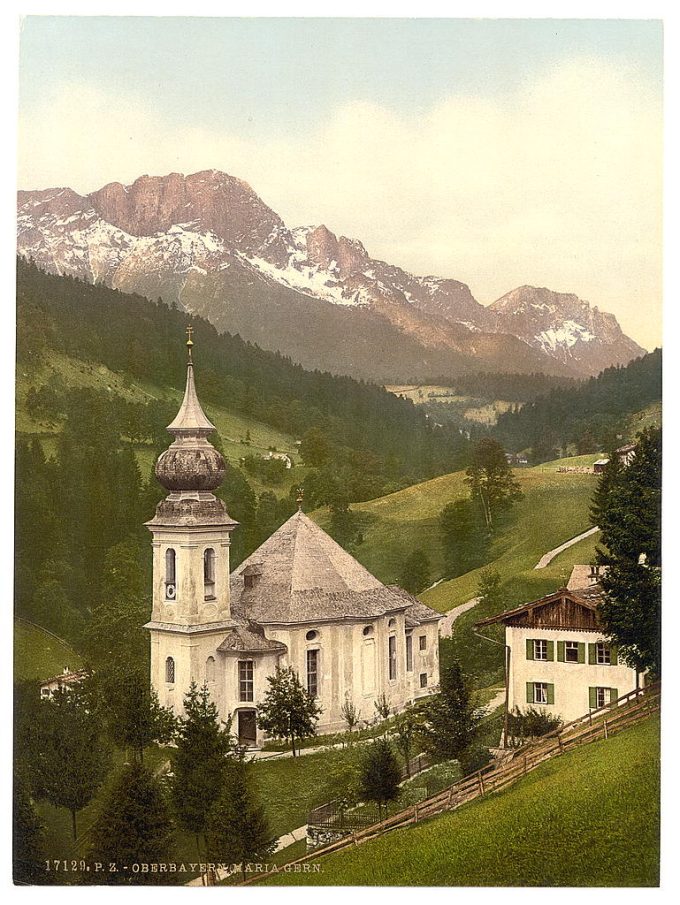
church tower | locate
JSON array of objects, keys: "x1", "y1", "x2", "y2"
[{"x1": 145, "y1": 328, "x2": 238, "y2": 713}]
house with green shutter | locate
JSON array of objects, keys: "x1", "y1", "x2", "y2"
[{"x1": 475, "y1": 570, "x2": 643, "y2": 728}]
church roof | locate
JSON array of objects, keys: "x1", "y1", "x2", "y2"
[
  {"x1": 166, "y1": 362, "x2": 216, "y2": 435},
  {"x1": 230, "y1": 510, "x2": 441, "y2": 626},
  {"x1": 217, "y1": 624, "x2": 288, "y2": 654}
]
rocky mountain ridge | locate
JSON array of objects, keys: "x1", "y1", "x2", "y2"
[{"x1": 17, "y1": 170, "x2": 645, "y2": 381}]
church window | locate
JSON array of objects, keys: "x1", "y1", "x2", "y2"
[
  {"x1": 388, "y1": 618, "x2": 396, "y2": 628},
  {"x1": 206, "y1": 656, "x2": 215, "y2": 682},
  {"x1": 307, "y1": 649, "x2": 319, "y2": 697},
  {"x1": 305, "y1": 630, "x2": 318, "y2": 642},
  {"x1": 406, "y1": 634, "x2": 413, "y2": 672},
  {"x1": 204, "y1": 548, "x2": 216, "y2": 600},
  {"x1": 165, "y1": 548, "x2": 176, "y2": 599},
  {"x1": 165, "y1": 657, "x2": 175, "y2": 684},
  {"x1": 239, "y1": 660, "x2": 254, "y2": 702},
  {"x1": 388, "y1": 635, "x2": 397, "y2": 681},
  {"x1": 362, "y1": 625, "x2": 374, "y2": 637},
  {"x1": 419, "y1": 635, "x2": 427, "y2": 651},
  {"x1": 419, "y1": 672, "x2": 428, "y2": 689}
]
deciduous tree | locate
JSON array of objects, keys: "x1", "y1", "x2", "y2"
[{"x1": 359, "y1": 739, "x2": 401, "y2": 820}]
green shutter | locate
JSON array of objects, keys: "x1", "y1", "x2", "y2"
[
  {"x1": 546, "y1": 640, "x2": 554, "y2": 661},
  {"x1": 610, "y1": 687, "x2": 619, "y2": 705},
  {"x1": 557, "y1": 641, "x2": 565, "y2": 662},
  {"x1": 526, "y1": 682, "x2": 533, "y2": 703},
  {"x1": 546, "y1": 684, "x2": 555, "y2": 705},
  {"x1": 588, "y1": 643, "x2": 597, "y2": 665},
  {"x1": 526, "y1": 639, "x2": 534, "y2": 660},
  {"x1": 577, "y1": 642, "x2": 586, "y2": 664},
  {"x1": 589, "y1": 687, "x2": 597, "y2": 709},
  {"x1": 610, "y1": 645, "x2": 618, "y2": 666}
]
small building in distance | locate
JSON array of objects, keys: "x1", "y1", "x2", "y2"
[
  {"x1": 592, "y1": 443, "x2": 637, "y2": 475},
  {"x1": 39, "y1": 667, "x2": 87, "y2": 699},
  {"x1": 475, "y1": 566, "x2": 641, "y2": 731}
]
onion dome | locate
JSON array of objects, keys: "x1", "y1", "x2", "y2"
[{"x1": 155, "y1": 329, "x2": 226, "y2": 493}]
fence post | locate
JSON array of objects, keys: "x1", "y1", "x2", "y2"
[
  {"x1": 414, "y1": 804, "x2": 419, "y2": 823},
  {"x1": 603, "y1": 719, "x2": 608, "y2": 740},
  {"x1": 478, "y1": 772, "x2": 485, "y2": 796}
]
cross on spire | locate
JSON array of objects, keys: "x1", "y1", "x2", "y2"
[
  {"x1": 186, "y1": 324, "x2": 194, "y2": 362},
  {"x1": 296, "y1": 487, "x2": 304, "y2": 511}
]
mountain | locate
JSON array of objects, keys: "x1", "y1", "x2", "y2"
[
  {"x1": 489, "y1": 286, "x2": 645, "y2": 376},
  {"x1": 17, "y1": 170, "x2": 645, "y2": 381}
]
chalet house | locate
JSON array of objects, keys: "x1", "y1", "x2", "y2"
[
  {"x1": 475, "y1": 569, "x2": 641, "y2": 728},
  {"x1": 39, "y1": 667, "x2": 87, "y2": 699},
  {"x1": 145, "y1": 337, "x2": 442, "y2": 747}
]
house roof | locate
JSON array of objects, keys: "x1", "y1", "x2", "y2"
[
  {"x1": 566, "y1": 564, "x2": 607, "y2": 592},
  {"x1": 474, "y1": 588, "x2": 600, "y2": 629},
  {"x1": 230, "y1": 510, "x2": 441, "y2": 626},
  {"x1": 166, "y1": 362, "x2": 216, "y2": 435}
]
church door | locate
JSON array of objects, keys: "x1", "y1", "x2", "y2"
[{"x1": 238, "y1": 709, "x2": 257, "y2": 747}]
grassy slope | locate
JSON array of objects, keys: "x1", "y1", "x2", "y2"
[
  {"x1": 14, "y1": 619, "x2": 83, "y2": 682},
  {"x1": 313, "y1": 454, "x2": 599, "y2": 597},
  {"x1": 267, "y1": 713, "x2": 660, "y2": 887},
  {"x1": 17, "y1": 350, "x2": 300, "y2": 484}
]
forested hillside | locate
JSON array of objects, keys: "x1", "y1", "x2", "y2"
[
  {"x1": 493, "y1": 349, "x2": 661, "y2": 460},
  {"x1": 15, "y1": 258, "x2": 472, "y2": 649}
]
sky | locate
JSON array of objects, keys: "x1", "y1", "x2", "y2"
[{"x1": 17, "y1": 16, "x2": 664, "y2": 349}]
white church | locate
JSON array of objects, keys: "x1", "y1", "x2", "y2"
[{"x1": 145, "y1": 333, "x2": 442, "y2": 747}]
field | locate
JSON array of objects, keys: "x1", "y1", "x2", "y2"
[
  {"x1": 265, "y1": 712, "x2": 660, "y2": 887},
  {"x1": 14, "y1": 618, "x2": 83, "y2": 682},
  {"x1": 384, "y1": 385, "x2": 516, "y2": 424}
]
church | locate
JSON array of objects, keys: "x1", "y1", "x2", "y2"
[{"x1": 145, "y1": 333, "x2": 442, "y2": 747}]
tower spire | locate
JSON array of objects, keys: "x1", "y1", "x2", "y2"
[
  {"x1": 186, "y1": 324, "x2": 194, "y2": 363},
  {"x1": 166, "y1": 327, "x2": 215, "y2": 436}
]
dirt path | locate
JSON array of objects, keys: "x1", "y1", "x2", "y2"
[
  {"x1": 440, "y1": 597, "x2": 480, "y2": 636},
  {"x1": 534, "y1": 526, "x2": 600, "y2": 570}
]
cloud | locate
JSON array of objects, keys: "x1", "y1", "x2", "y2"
[{"x1": 18, "y1": 57, "x2": 662, "y2": 348}]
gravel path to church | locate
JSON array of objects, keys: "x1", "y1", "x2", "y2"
[{"x1": 533, "y1": 526, "x2": 600, "y2": 570}]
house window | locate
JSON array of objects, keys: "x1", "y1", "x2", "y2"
[
  {"x1": 165, "y1": 657, "x2": 175, "y2": 684},
  {"x1": 165, "y1": 548, "x2": 176, "y2": 599},
  {"x1": 533, "y1": 682, "x2": 548, "y2": 705},
  {"x1": 596, "y1": 687, "x2": 611, "y2": 709},
  {"x1": 419, "y1": 672, "x2": 428, "y2": 689},
  {"x1": 596, "y1": 642, "x2": 611, "y2": 665},
  {"x1": 419, "y1": 635, "x2": 427, "y2": 652},
  {"x1": 203, "y1": 548, "x2": 216, "y2": 599},
  {"x1": 307, "y1": 649, "x2": 319, "y2": 697},
  {"x1": 565, "y1": 641, "x2": 579, "y2": 663},
  {"x1": 406, "y1": 634, "x2": 413, "y2": 672},
  {"x1": 534, "y1": 640, "x2": 548, "y2": 661},
  {"x1": 388, "y1": 635, "x2": 397, "y2": 681},
  {"x1": 239, "y1": 660, "x2": 254, "y2": 702},
  {"x1": 206, "y1": 656, "x2": 215, "y2": 683}
]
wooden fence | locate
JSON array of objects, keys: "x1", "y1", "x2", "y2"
[{"x1": 243, "y1": 682, "x2": 660, "y2": 883}]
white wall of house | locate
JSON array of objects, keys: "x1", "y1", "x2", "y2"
[{"x1": 507, "y1": 625, "x2": 639, "y2": 723}]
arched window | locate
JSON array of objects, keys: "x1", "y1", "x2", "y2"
[
  {"x1": 206, "y1": 656, "x2": 215, "y2": 683},
  {"x1": 388, "y1": 618, "x2": 396, "y2": 628},
  {"x1": 165, "y1": 548, "x2": 176, "y2": 600},
  {"x1": 204, "y1": 548, "x2": 216, "y2": 600},
  {"x1": 165, "y1": 656, "x2": 175, "y2": 684}
]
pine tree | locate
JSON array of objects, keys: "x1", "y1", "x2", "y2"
[
  {"x1": 420, "y1": 660, "x2": 477, "y2": 761},
  {"x1": 169, "y1": 683, "x2": 236, "y2": 856},
  {"x1": 592, "y1": 427, "x2": 661, "y2": 674},
  {"x1": 257, "y1": 666, "x2": 322, "y2": 756},
  {"x1": 204, "y1": 760, "x2": 275, "y2": 881},
  {"x1": 93, "y1": 667, "x2": 178, "y2": 763},
  {"x1": 87, "y1": 763, "x2": 175, "y2": 884},
  {"x1": 477, "y1": 569, "x2": 503, "y2": 615},
  {"x1": 359, "y1": 739, "x2": 402, "y2": 820},
  {"x1": 439, "y1": 499, "x2": 489, "y2": 577}
]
